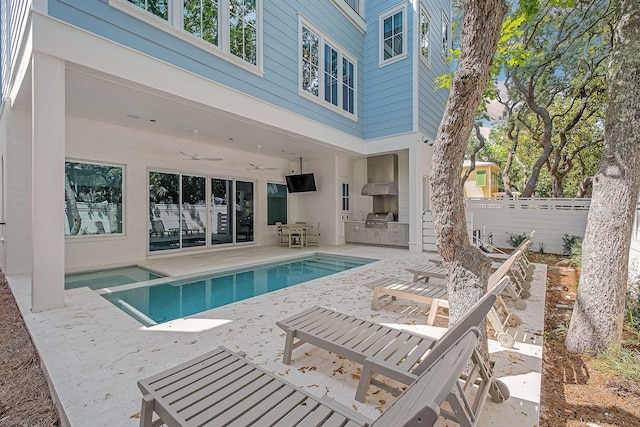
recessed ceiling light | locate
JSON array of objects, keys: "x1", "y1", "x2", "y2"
[
  {"x1": 127, "y1": 114, "x2": 140, "y2": 119},
  {"x1": 228, "y1": 137, "x2": 234, "y2": 141}
]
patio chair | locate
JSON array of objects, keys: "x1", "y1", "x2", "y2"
[
  {"x1": 276, "y1": 276, "x2": 511, "y2": 414},
  {"x1": 304, "y1": 223, "x2": 320, "y2": 246},
  {"x1": 137, "y1": 327, "x2": 481, "y2": 427},
  {"x1": 275, "y1": 221, "x2": 290, "y2": 246},
  {"x1": 288, "y1": 223, "x2": 305, "y2": 248}
]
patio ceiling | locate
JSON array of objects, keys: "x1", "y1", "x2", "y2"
[{"x1": 13, "y1": 62, "x2": 361, "y2": 162}]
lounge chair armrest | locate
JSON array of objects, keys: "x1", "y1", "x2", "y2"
[
  {"x1": 363, "y1": 356, "x2": 418, "y2": 385},
  {"x1": 319, "y1": 395, "x2": 373, "y2": 426}
]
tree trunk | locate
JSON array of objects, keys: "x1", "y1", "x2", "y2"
[
  {"x1": 65, "y1": 173, "x2": 81, "y2": 235},
  {"x1": 430, "y1": 0, "x2": 507, "y2": 362},
  {"x1": 566, "y1": 0, "x2": 640, "y2": 353}
]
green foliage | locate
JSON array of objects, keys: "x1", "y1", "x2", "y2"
[
  {"x1": 506, "y1": 232, "x2": 527, "y2": 248},
  {"x1": 592, "y1": 343, "x2": 640, "y2": 383},
  {"x1": 562, "y1": 234, "x2": 582, "y2": 255},
  {"x1": 626, "y1": 279, "x2": 640, "y2": 333},
  {"x1": 537, "y1": 242, "x2": 546, "y2": 254}
]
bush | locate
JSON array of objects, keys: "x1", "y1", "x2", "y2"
[
  {"x1": 562, "y1": 234, "x2": 582, "y2": 255},
  {"x1": 569, "y1": 239, "x2": 583, "y2": 267},
  {"x1": 506, "y1": 232, "x2": 527, "y2": 248}
]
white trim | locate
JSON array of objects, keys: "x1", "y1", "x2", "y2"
[
  {"x1": 378, "y1": 2, "x2": 407, "y2": 66},
  {"x1": 328, "y1": 0, "x2": 366, "y2": 33},
  {"x1": 108, "y1": 0, "x2": 263, "y2": 75},
  {"x1": 297, "y1": 15, "x2": 358, "y2": 121}
]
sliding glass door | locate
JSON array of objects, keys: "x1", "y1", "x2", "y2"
[
  {"x1": 182, "y1": 175, "x2": 206, "y2": 248},
  {"x1": 211, "y1": 178, "x2": 233, "y2": 245},
  {"x1": 149, "y1": 172, "x2": 180, "y2": 251},
  {"x1": 236, "y1": 181, "x2": 254, "y2": 243}
]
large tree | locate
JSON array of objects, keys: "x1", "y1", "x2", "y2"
[
  {"x1": 565, "y1": 0, "x2": 640, "y2": 353},
  {"x1": 430, "y1": 0, "x2": 507, "y2": 360}
]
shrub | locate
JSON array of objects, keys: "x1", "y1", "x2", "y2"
[
  {"x1": 569, "y1": 238, "x2": 583, "y2": 267},
  {"x1": 506, "y1": 232, "x2": 527, "y2": 248},
  {"x1": 562, "y1": 234, "x2": 582, "y2": 255}
]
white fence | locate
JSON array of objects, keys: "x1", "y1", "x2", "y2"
[{"x1": 423, "y1": 198, "x2": 591, "y2": 255}]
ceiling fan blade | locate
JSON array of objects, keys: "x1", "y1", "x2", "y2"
[{"x1": 199, "y1": 157, "x2": 223, "y2": 161}]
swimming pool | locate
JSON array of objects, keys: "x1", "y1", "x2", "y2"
[{"x1": 102, "y1": 254, "x2": 375, "y2": 326}]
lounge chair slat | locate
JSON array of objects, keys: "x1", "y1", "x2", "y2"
[
  {"x1": 270, "y1": 397, "x2": 322, "y2": 427},
  {"x1": 242, "y1": 390, "x2": 310, "y2": 426},
  {"x1": 381, "y1": 334, "x2": 424, "y2": 366},
  {"x1": 352, "y1": 328, "x2": 402, "y2": 356},
  {"x1": 223, "y1": 381, "x2": 296, "y2": 426},
  {"x1": 190, "y1": 375, "x2": 286, "y2": 426},
  {"x1": 178, "y1": 368, "x2": 270, "y2": 422},
  {"x1": 146, "y1": 348, "x2": 232, "y2": 391},
  {"x1": 336, "y1": 322, "x2": 382, "y2": 348},
  {"x1": 397, "y1": 337, "x2": 435, "y2": 370},
  {"x1": 294, "y1": 404, "x2": 335, "y2": 427}
]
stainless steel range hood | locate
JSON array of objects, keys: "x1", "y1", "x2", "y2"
[
  {"x1": 361, "y1": 154, "x2": 399, "y2": 196},
  {"x1": 360, "y1": 182, "x2": 398, "y2": 196}
]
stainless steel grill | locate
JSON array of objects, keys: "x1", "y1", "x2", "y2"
[{"x1": 365, "y1": 212, "x2": 394, "y2": 228}]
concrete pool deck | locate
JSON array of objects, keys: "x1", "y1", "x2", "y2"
[{"x1": 8, "y1": 245, "x2": 545, "y2": 426}]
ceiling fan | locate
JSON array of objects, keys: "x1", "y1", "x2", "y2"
[
  {"x1": 246, "y1": 145, "x2": 278, "y2": 170},
  {"x1": 180, "y1": 130, "x2": 223, "y2": 161}
]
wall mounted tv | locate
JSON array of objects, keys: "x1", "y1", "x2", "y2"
[{"x1": 286, "y1": 173, "x2": 317, "y2": 193}]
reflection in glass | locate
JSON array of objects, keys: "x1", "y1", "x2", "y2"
[
  {"x1": 182, "y1": 175, "x2": 206, "y2": 248},
  {"x1": 211, "y1": 178, "x2": 233, "y2": 244},
  {"x1": 267, "y1": 183, "x2": 287, "y2": 225},
  {"x1": 236, "y1": 180, "x2": 254, "y2": 242},
  {"x1": 65, "y1": 162, "x2": 123, "y2": 236},
  {"x1": 149, "y1": 172, "x2": 180, "y2": 251}
]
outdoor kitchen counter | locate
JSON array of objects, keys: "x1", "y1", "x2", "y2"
[{"x1": 344, "y1": 221, "x2": 409, "y2": 247}]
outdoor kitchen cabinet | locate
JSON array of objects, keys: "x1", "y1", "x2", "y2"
[{"x1": 345, "y1": 222, "x2": 408, "y2": 247}]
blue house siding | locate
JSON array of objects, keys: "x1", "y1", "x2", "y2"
[
  {"x1": 362, "y1": 0, "x2": 415, "y2": 140},
  {"x1": 418, "y1": 0, "x2": 451, "y2": 139},
  {"x1": 48, "y1": 0, "x2": 364, "y2": 137}
]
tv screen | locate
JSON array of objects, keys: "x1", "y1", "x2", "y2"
[{"x1": 286, "y1": 173, "x2": 317, "y2": 193}]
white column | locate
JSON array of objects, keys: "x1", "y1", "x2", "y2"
[{"x1": 31, "y1": 52, "x2": 65, "y2": 312}]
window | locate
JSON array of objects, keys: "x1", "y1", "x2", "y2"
[
  {"x1": 342, "y1": 183, "x2": 350, "y2": 211},
  {"x1": 301, "y1": 26, "x2": 320, "y2": 96},
  {"x1": 118, "y1": 0, "x2": 261, "y2": 68},
  {"x1": 267, "y1": 183, "x2": 288, "y2": 225},
  {"x1": 419, "y1": 5, "x2": 431, "y2": 65},
  {"x1": 65, "y1": 162, "x2": 123, "y2": 236},
  {"x1": 324, "y1": 44, "x2": 339, "y2": 106},
  {"x1": 441, "y1": 11, "x2": 450, "y2": 59},
  {"x1": 379, "y1": 5, "x2": 406, "y2": 65},
  {"x1": 299, "y1": 19, "x2": 358, "y2": 117},
  {"x1": 229, "y1": 0, "x2": 258, "y2": 65},
  {"x1": 183, "y1": 0, "x2": 219, "y2": 46},
  {"x1": 128, "y1": 0, "x2": 168, "y2": 20},
  {"x1": 476, "y1": 170, "x2": 486, "y2": 187}
]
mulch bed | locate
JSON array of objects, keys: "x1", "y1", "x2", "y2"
[{"x1": 0, "y1": 274, "x2": 60, "y2": 426}]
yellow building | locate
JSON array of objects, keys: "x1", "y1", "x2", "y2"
[{"x1": 462, "y1": 161, "x2": 502, "y2": 198}]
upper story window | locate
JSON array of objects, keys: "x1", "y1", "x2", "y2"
[
  {"x1": 115, "y1": 0, "x2": 261, "y2": 69},
  {"x1": 441, "y1": 10, "x2": 451, "y2": 59},
  {"x1": 299, "y1": 18, "x2": 358, "y2": 118},
  {"x1": 379, "y1": 4, "x2": 407, "y2": 66},
  {"x1": 130, "y1": 0, "x2": 169, "y2": 19},
  {"x1": 419, "y1": 4, "x2": 431, "y2": 66}
]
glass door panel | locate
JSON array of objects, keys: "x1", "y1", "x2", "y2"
[
  {"x1": 236, "y1": 181, "x2": 254, "y2": 242},
  {"x1": 182, "y1": 175, "x2": 206, "y2": 248},
  {"x1": 211, "y1": 178, "x2": 233, "y2": 245},
  {"x1": 149, "y1": 172, "x2": 180, "y2": 251}
]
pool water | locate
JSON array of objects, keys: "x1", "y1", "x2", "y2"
[
  {"x1": 102, "y1": 254, "x2": 375, "y2": 326},
  {"x1": 65, "y1": 266, "x2": 165, "y2": 290}
]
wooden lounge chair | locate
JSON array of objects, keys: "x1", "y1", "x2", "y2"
[
  {"x1": 137, "y1": 328, "x2": 481, "y2": 427},
  {"x1": 276, "y1": 276, "x2": 511, "y2": 419},
  {"x1": 408, "y1": 244, "x2": 532, "y2": 309}
]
